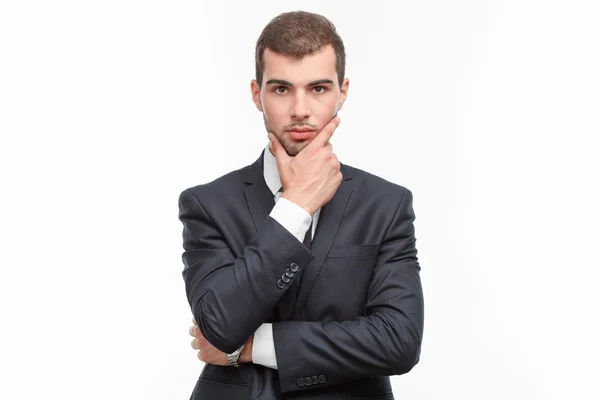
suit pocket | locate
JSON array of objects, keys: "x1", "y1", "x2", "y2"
[
  {"x1": 347, "y1": 391, "x2": 395, "y2": 399},
  {"x1": 328, "y1": 244, "x2": 380, "y2": 259},
  {"x1": 199, "y1": 375, "x2": 249, "y2": 388},
  {"x1": 192, "y1": 377, "x2": 249, "y2": 399}
]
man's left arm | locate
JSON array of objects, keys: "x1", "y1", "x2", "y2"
[{"x1": 273, "y1": 188, "x2": 424, "y2": 394}]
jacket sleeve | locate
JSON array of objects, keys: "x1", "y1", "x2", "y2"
[
  {"x1": 178, "y1": 188, "x2": 314, "y2": 354},
  {"x1": 272, "y1": 189, "x2": 424, "y2": 393}
]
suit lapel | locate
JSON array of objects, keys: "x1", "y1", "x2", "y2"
[
  {"x1": 242, "y1": 150, "x2": 275, "y2": 234},
  {"x1": 292, "y1": 164, "x2": 355, "y2": 318}
]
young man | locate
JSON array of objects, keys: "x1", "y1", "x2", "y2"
[{"x1": 179, "y1": 11, "x2": 424, "y2": 400}]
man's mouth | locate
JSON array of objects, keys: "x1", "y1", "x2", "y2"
[
  {"x1": 287, "y1": 128, "x2": 316, "y2": 140},
  {"x1": 288, "y1": 127, "x2": 315, "y2": 133}
]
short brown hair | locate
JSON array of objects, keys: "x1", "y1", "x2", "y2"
[{"x1": 255, "y1": 11, "x2": 346, "y2": 88}]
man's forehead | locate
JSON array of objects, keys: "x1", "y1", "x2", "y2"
[{"x1": 262, "y1": 46, "x2": 337, "y2": 84}]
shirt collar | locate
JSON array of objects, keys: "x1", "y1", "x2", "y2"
[{"x1": 263, "y1": 143, "x2": 281, "y2": 196}]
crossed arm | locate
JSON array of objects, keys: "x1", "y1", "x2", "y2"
[{"x1": 179, "y1": 188, "x2": 424, "y2": 394}]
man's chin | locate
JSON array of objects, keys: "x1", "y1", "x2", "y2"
[{"x1": 283, "y1": 140, "x2": 309, "y2": 157}]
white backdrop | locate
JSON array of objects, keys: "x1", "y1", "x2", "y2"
[{"x1": 1, "y1": 1, "x2": 599, "y2": 399}]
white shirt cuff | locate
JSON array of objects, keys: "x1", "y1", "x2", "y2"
[
  {"x1": 269, "y1": 197, "x2": 312, "y2": 243},
  {"x1": 252, "y1": 323, "x2": 278, "y2": 369}
]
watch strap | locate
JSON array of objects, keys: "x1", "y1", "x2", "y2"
[{"x1": 226, "y1": 344, "x2": 244, "y2": 367}]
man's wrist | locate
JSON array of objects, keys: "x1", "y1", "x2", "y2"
[
  {"x1": 239, "y1": 335, "x2": 254, "y2": 363},
  {"x1": 281, "y1": 191, "x2": 315, "y2": 215}
]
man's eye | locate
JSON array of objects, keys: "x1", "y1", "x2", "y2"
[
  {"x1": 313, "y1": 86, "x2": 327, "y2": 93},
  {"x1": 275, "y1": 86, "x2": 288, "y2": 94}
]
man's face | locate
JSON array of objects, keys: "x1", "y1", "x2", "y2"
[{"x1": 251, "y1": 44, "x2": 349, "y2": 156}]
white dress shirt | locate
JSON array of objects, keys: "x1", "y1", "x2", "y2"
[{"x1": 250, "y1": 143, "x2": 322, "y2": 369}]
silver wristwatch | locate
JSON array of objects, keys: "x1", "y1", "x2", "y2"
[{"x1": 226, "y1": 344, "x2": 244, "y2": 367}]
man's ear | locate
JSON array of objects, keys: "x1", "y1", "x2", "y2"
[
  {"x1": 250, "y1": 79, "x2": 263, "y2": 112},
  {"x1": 337, "y1": 77, "x2": 350, "y2": 110}
]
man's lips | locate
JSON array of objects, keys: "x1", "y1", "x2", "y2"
[
  {"x1": 288, "y1": 128, "x2": 315, "y2": 132},
  {"x1": 287, "y1": 128, "x2": 316, "y2": 140}
]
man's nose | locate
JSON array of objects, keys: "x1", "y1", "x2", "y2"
[{"x1": 291, "y1": 93, "x2": 310, "y2": 120}]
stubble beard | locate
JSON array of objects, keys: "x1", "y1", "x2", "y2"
[{"x1": 263, "y1": 115, "x2": 309, "y2": 157}]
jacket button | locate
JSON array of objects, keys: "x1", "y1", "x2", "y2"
[
  {"x1": 296, "y1": 378, "x2": 305, "y2": 387},
  {"x1": 304, "y1": 377, "x2": 312, "y2": 386},
  {"x1": 281, "y1": 274, "x2": 291, "y2": 283},
  {"x1": 318, "y1": 375, "x2": 326, "y2": 383},
  {"x1": 277, "y1": 279, "x2": 286, "y2": 289},
  {"x1": 285, "y1": 270, "x2": 294, "y2": 278},
  {"x1": 290, "y1": 262, "x2": 299, "y2": 272},
  {"x1": 311, "y1": 376, "x2": 318, "y2": 384}
]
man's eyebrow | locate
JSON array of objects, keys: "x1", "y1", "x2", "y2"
[
  {"x1": 265, "y1": 79, "x2": 335, "y2": 87},
  {"x1": 307, "y1": 79, "x2": 334, "y2": 86}
]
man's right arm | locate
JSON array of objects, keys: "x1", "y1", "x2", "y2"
[{"x1": 179, "y1": 188, "x2": 314, "y2": 354}]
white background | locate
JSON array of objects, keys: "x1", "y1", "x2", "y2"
[{"x1": 1, "y1": 1, "x2": 599, "y2": 399}]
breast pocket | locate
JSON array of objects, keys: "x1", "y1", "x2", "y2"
[
  {"x1": 327, "y1": 244, "x2": 380, "y2": 259},
  {"x1": 309, "y1": 244, "x2": 381, "y2": 321}
]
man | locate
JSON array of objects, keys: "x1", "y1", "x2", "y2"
[{"x1": 179, "y1": 10, "x2": 424, "y2": 400}]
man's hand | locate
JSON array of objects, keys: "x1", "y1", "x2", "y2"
[
  {"x1": 189, "y1": 318, "x2": 253, "y2": 365},
  {"x1": 268, "y1": 116, "x2": 343, "y2": 215}
]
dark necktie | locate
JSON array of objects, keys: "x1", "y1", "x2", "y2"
[{"x1": 303, "y1": 220, "x2": 313, "y2": 249}]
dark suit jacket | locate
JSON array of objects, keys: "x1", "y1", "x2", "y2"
[{"x1": 178, "y1": 149, "x2": 424, "y2": 400}]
